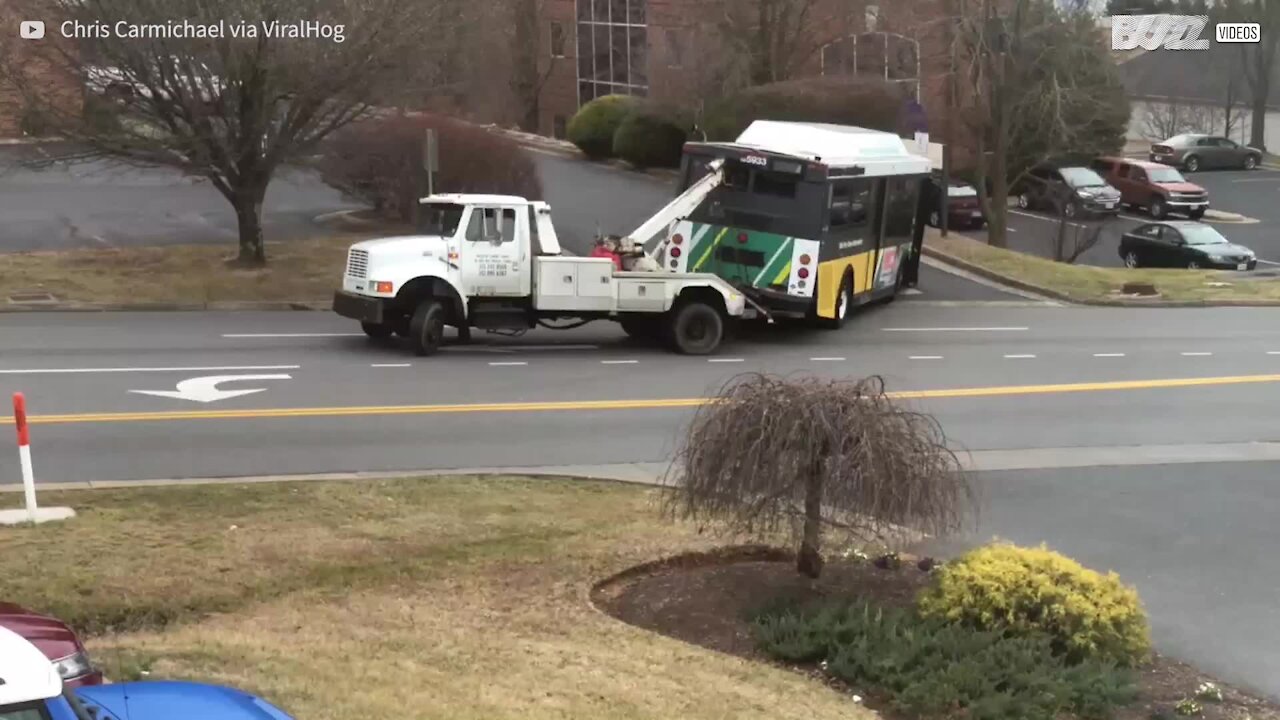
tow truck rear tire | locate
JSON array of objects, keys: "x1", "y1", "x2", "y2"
[
  {"x1": 408, "y1": 299, "x2": 446, "y2": 356},
  {"x1": 667, "y1": 301, "x2": 724, "y2": 355}
]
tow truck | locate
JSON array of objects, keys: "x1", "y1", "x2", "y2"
[{"x1": 332, "y1": 159, "x2": 755, "y2": 355}]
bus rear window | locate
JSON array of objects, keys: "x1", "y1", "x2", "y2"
[{"x1": 753, "y1": 173, "x2": 797, "y2": 198}]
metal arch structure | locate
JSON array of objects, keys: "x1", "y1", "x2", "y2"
[{"x1": 818, "y1": 31, "x2": 922, "y2": 102}]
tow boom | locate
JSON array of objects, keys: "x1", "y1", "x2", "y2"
[{"x1": 624, "y1": 159, "x2": 724, "y2": 254}]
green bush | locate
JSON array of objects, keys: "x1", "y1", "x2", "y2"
[
  {"x1": 753, "y1": 601, "x2": 1138, "y2": 720},
  {"x1": 612, "y1": 106, "x2": 688, "y2": 169},
  {"x1": 567, "y1": 95, "x2": 639, "y2": 159},
  {"x1": 702, "y1": 76, "x2": 906, "y2": 142},
  {"x1": 916, "y1": 543, "x2": 1151, "y2": 666}
]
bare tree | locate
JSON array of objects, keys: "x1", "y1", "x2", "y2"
[
  {"x1": 0, "y1": 0, "x2": 447, "y2": 266},
  {"x1": 953, "y1": 0, "x2": 1130, "y2": 249},
  {"x1": 662, "y1": 374, "x2": 974, "y2": 579},
  {"x1": 1216, "y1": 0, "x2": 1280, "y2": 151},
  {"x1": 1049, "y1": 211, "x2": 1111, "y2": 264},
  {"x1": 1141, "y1": 100, "x2": 1215, "y2": 141},
  {"x1": 510, "y1": 0, "x2": 562, "y2": 132},
  {"x1": 704, "y1": 0, "x2": 849, "y2": 86}
]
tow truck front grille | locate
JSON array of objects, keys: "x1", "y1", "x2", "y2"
[{"x1": 346, "y1": 249, "x2": 369, "y2": 279}]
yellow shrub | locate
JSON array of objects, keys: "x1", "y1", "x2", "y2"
[{"x1": 916, "y1": 543, "x2": 1151, "y2": 666}]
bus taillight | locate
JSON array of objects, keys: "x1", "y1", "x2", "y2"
[
  {"x1": 671, "y1": 247, "x2": 682, "y2": 258},
  {"x1": 672, "y1": 234, "x2": 684, "y2": 245},
  {"x1": 798, "y1": 267, "x2": 810, "y2": 279}
]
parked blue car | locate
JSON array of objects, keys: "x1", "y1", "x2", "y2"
[{"x1": 1, "y1": 626, "x2": 294, "y2": 720}]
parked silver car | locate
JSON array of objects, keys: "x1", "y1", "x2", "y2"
[{"x1": 1149, "y1": 134, "x2": 1262, "y2": 172}]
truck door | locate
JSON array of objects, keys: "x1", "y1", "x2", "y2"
[{"x1": 460, "y1": 205, "x2": 531, "y2": 297}]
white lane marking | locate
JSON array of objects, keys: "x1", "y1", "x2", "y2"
[
  {"x1": 909, "y1": 355, "x2": 944, "y2": 360},
  {"x1": 1093, "y1": 353, "x2": 1126, "y2": 358},
  {"x1": 1256, "y1": 258, "x2": 1280, "y2": 266},
  {"x1": 1268, "y1": 351, "x2": 1280, "y2": 355},
  {"x1": 1003, "y1": 354, "x2": 1036, "y2": 359},
  {"x1": 882, "y1": 327, "x2": 1028, "y2": 332},
  {"x1": 601, "y1": 360, "x2": 639, "y2": 365},
  {"x1": 0, "y1": 365, "x2": 300, "y2": 375},
  {"x1": 371, "y1": 363, "x2": 411, "y2": 368},
  {"x1": 1181, "y1": 352, "x2": 1213, "y2": 356},
  {"x1": 901, "y1": 288, "x2": 924, "y2": 295},
  {"x1": 222, "y1": 333, "x2": 363, "y2": 338},
  {"x1": 810, "y1": 357, "x2": 846, "y2": 362},
  {"x1": 488, "y1": 361, "x2": 529, "y2": 366},
  {"x1": 1232, "y1": 177, "x2": 1280, "y2": 183},
  {"x1": 708, "y1": 358, "x2": 745, "y2": 363}
]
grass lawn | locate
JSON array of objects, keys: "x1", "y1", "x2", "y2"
[
  {"x1": 0, "y1": 476, "x2": 875, "y2": 720},
  {"x1": 0, "y1": 233, "x2": 369, "y2": 305},
  {"x1": 928, "y1": 232, "x2": 1280, "y2": 303}
]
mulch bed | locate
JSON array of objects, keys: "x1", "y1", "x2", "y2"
[{"x1": 591, "y1": 546, "x2": 1280, "y2": 720}]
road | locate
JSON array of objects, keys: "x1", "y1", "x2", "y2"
[
  {"x1": 967, "y1": 166, "x2": 1280, "y2": 269},
  {"x1": 3, "y1": 304, "x2": 1280, "y2": 696}
]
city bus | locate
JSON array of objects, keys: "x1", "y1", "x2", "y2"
[{"x1": 656, "y1": 120, "x2": 930, "y2": 328}]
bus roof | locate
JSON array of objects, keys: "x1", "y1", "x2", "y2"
[{"x1": 729, "y1": 120, "x2": 931, "y2": 178}]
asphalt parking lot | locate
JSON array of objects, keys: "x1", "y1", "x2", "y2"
[{"x1": 964, "y1": 165, "x2": 1280, "y2": 269}]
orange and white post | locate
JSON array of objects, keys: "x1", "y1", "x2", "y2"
[
  {"x1": 13, "y1": 392, "x2": 37, "y2": 522},
  {"x1": 2, "y1": 392, "x2": 73, "y2": 526}
]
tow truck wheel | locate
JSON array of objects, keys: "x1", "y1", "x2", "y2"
[
  {"x1": 361, "y1": 321, "x2": 394, "y2": 339},
  {"x1": 668, "y1": 301, "x2": 724, "y2": 355},
  {"x1": 408, "y1": 299, "x2": 446, "y2": 356}
]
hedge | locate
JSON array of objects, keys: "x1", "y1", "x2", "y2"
[
  {"x1": 318, "y1": 113, "x2": 543, "y2": 223},
  {"x1": 566, "y1": 94, "x2": 640, "y2": 160},
  {"x1": 612, "y1": 105, "x2": 689, "y2": 169}
]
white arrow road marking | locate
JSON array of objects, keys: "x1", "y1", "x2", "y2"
[{"x1": 129, "y1": 374, "x2": 292, "y2": 403}]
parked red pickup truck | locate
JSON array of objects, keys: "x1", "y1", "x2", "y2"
[
  {"x1": 0, "y1": 602, "x2": 104, "y2": 688},
  {"x1": 1091, "y1": 157, "x2": 1208, "y2": 220}
]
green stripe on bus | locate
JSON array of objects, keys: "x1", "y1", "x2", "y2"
[
  {"x1": 692, "y1": 227, "x2": 730, "y2": 271},
  {"x1": 754, "y1": 238, "x2": 793, "y2": 287}
]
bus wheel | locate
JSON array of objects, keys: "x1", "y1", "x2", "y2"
[{"x1": 817, "y1": 275, "x2": 853, "y2": 329}]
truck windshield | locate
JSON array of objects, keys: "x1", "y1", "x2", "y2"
[{"x1": 417, "y1": 203, "x2": 465, "y2": 237}]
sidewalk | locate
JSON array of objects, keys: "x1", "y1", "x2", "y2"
[{"x1": 8, "y1": 441, "x2": 1280, "y2": 492}]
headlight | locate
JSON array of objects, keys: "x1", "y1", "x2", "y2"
[
  {"x1": 1208, "y1": 255, "x2": 1226, "y2": 262},
  {"x1": 54, "y1": 651, "x2": 94, "y2": 680},
  {"x1": 1077, "y1": 189, "x2": 1091, "y2": 197}
]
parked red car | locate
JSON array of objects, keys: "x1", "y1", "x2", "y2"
[
  {"x1": 0, "y1": 602, "x2": 104, "y2": 688},
  {"x1": 1090, "y1": 157, "x2": 1209, "y2": 219},
  {"x1": 923, "y1": 175, "x2": 986, "y2": 229}
]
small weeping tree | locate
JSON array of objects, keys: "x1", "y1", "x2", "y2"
[{"x1": 662, "y1": 374, "x2": 975, "y2": 579}]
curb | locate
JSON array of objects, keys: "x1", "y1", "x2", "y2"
[
  {"x1": 921, "y1": 243, "x2": 1280, "y2": 308},
  {"x1": 0, "y1": 300, "x2": 329, "y2": 313}
]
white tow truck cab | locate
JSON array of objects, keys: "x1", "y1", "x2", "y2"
[{"x1": 334, "y1": 163, "x2": 750, "y2": 356}]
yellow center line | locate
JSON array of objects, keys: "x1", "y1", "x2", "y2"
[{"x1": 5, "y1": 373, "x2": 1278, "y2": 426}]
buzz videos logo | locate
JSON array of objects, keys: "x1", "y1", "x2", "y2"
[{"x1": 1111, "y1": 14, "x2": 1260, "y2": 51}]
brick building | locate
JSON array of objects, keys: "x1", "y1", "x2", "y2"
[{"x1": 532, "y1": 0, "x2": 956, "y2": 144}]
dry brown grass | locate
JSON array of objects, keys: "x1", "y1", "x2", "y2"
[
  {"x1": 0, "y1": 476, "x2": 877, "y2": 720},
  {"x1": 0, "y1": 234, "x2": 372, "y2": 305},
  {"x1": 929, "y1": 232, "x2": 1280, "y2": 303}
]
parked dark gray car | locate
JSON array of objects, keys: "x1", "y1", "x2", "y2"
[
  {"x1": 1149, "y1": 134, "x2": 1262, "y2": 172},
  {"x1": 1013, "y1": 163, "x2": 1121, "y2": 218}
]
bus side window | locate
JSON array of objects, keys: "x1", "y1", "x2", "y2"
[{"x1": 829, "y1": 181, "x2": 869, "y2": 231}]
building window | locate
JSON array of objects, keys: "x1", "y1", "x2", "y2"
[
  {"x1": 550, "y1": 21, "x2": 566, "y2": 58},
  {"x1": 820, "y1": 31, "x2": 920, "y2": 99},
  {"x1": 575, "y1": 0, "x2": 648, "y2": 107},
  {"x1": 553, "y1": 115, "x2": 568, "y2": 139},
  {"x1": 664, "y1": 28, "x2": 684, "y2": 68}
]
